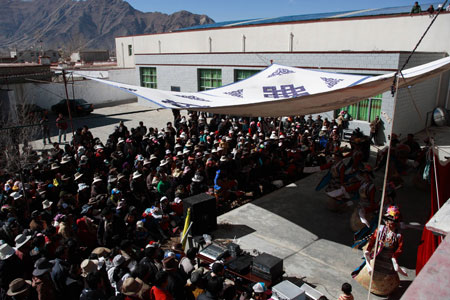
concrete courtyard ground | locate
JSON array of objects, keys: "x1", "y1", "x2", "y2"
[{"x1": 29, "y1": 103, "x2": 449, "y2": 299}]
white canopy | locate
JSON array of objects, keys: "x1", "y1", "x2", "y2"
[{"x1": 83, "y1": 56, "x2": 450, "y2": 117}]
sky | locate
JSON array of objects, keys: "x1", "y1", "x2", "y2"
[{"x1": 126, "y1": 0, "x2": 431, "y2": 22}]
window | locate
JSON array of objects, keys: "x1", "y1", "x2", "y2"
[
  {"x1": 171, "y1": 86, "x2": 181, "y2": 92},
  {"x1": 336, "y1": 94, "x2": 382, "y2": 122},
  {"x1": 140, "y1": 67, "x2": 157, "y2": 89},
  {"x1": 198, "y1": 69, "x2": 222, "y2": 91},
  {"x1": 234, "y1": 69, "x2": 260, "y2": 82},
  {"x1": 128, "y1": 45, "x2": 133, "y2": 56}
]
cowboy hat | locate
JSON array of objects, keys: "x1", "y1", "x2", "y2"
[
  {"x1": 91, "y1": 247, "x2": 111, "y2": 257},
  {"x1": 80, "y1": 204, "x2": 92, "y2": 215},
  {"x1": 150, "y1": 154, "x2": 158, "y2": 161},
  {"x1": 191, "y1": 174, "x2": 204, "y2": 183},
  {"x1": 7, "y1": 278, "x2": 31, "y2": 296},
  {"x1": 92, "y1": 177, "x2": 102, "y2": 184},
  {"x1": 32, "y1": 258, "x2": 53, "y2": 277},
  {"x1": 112, "y1": 254, "x2": 126, "y2": 267},
  {"x1": 121, "y1": 277, "x2": 143, "y2": 296},
  {"x1": 61, "y1": 174, "x2": 71, "y2": 181},
  {"x1": 132, "y1": 171, "x2": 142, "y2": 180},
  {"x1": 0, "y1": 244, "x2": 15, "y2": 260},
  {"x1": 60, "y1": 156, "x2": 71, "y2": 164},
  {"x1": 80, "y1": 259, "x2": 99, "y2": 277},
  {"x1": 42, "y1": 199, "x2": 53, "y2": 209},
  {"x1": 74, "y1": 172, "x2": 83, "y2": 181},
  {"x1": 14, "y1": 234, "x2": 32, "y2": 250},
  {"x1": 51, "y1": 163, "x2": 60, "y2": 170},
  {"x1": 10, "y1": 192, "x2": 23, "y2": 201}
]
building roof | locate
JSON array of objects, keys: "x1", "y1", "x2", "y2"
[{"x1": 177, "y1": 2, "x2": 443, "y2": 31}]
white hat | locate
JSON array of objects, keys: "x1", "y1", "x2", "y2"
[
  {"x1": 74, "y1": 172, "x2": 83, "y2": 181},
  {"x1": 160, "y1": 196, "x2": 168, "y2": 202},
  {"x1": 165, "y1": 149, "x2": 171, "y2": 155},
  {"x1": 270, "y1": 133, "x2": 277, "y2": 140},
  {"x1": 220, "y1": 156, "x2": 228, "y2": 162},
  {"x1": 42, "y1": 199, "x2": 53, "y2": 209},
  {"x1": 14, "y1": 234, "x2": 32, "y2": 250},
  {"x1": 78, "y1": 183, "x2": 89, "y2": 192},
  {"x1": 113, "y1": 254, "x2": 125, "y2": 267},
  {"x1": 0, "y1": 244, "x2": 15, "y2": 260},
  {"x1": 10, "y1": 192, "x2": 23, "y2": 201},
  {"x1": 160, "y1": 159, "x2": 169, "y2": 167},
  {"x1": 118, "y1": 138, "x2": 125, "y2": 144},
  {"x1": 150, "y1": 154, "x2": 158, "y2": 161},
  {"x1": 136, "y1": 221, "x2": 144, "y2": 228},
  {"x1": 132, "y1": 171, "x2": 142, "y2": 179},
  {"x1": 92, "y1": 177, "x2": 102, "y2": 184},
  {"x1": 192, "y1": 174, "x2": 204, "y2": 182},
  {"x1": 321, "y1": 126, "x2": 327, "y2": 131},
  {"x1": 60, "y1": 156, "x2": 71, "y2": 164},
  {"x1": 174, "y1": 197, "x2": 182, "y2": 204}
]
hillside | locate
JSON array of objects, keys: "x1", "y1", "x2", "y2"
[{"x1": 0, "y1": 0, "x2": 214, "y2": 52}]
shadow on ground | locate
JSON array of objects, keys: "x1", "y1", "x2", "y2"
[
  {"x1": 46, "y1": 113, "x2": 130, "y2": 135},
  {"x1": 212, "y1": 224, "x2": 256, "y2": 240},
  {"x1": 249, "y1": 153, "x2": 430, "y2": 270}
]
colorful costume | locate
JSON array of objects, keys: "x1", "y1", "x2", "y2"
[{"x1": 352, "y1": 206, "x2": 405, "y2": 296}]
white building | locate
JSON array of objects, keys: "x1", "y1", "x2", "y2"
[{"x1": 115, "y1": 4, "x2": 450, "y2": 141}]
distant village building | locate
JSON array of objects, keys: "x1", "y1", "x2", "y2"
[
  {"x1": 70, "y1": 50, "x2": 110, "y2": 63},
  {"x1": 12, "y1": 50, "x2": 60, "y2": 63}
]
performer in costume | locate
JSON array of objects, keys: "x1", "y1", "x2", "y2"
[
  {"x1": 352, "y1": 205, "x2": 407, "y2": 296},
  {"x1": 348, "y1": 165, "x2": 377, "y2": 231},
  {"x1": 305, "y1": 152, "x2": 349, "y2": 211}
]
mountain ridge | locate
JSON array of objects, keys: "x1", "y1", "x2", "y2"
[{"x1": 0, "y1": 0, "x2": 215, "y2": 52}]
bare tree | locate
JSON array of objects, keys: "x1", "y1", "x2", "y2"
[{"x1": 0, "y1": 90, "x2": 42, "y2": 174}]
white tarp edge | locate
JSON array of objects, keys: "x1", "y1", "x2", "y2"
[{"x1": 79, "y1": 56, "x2": 450, "y2": 117}]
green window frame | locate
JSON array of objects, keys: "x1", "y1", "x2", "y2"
[
  {"x1": 336, "y1": 94, "x2": 382, "y2": 122},
  {"x1": 198, "y1": 69, "x2": 222, "y2": 91},
  {"x1": 140, "y1": 67, "x2": 157, "y2": 89},
  {"x1": 234, "y1": 69, "x2": 260, "y2": 82}
]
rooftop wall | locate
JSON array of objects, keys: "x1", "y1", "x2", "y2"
[{"x1": 116, "y1": 13, "x2": 450, "y2": 68}]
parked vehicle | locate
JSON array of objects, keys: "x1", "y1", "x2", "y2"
[{"x1": 51, "y1": 99, "x2": 94, "y2": 116}]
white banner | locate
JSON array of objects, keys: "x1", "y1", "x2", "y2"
[{"x1": 81, "y1": 56, "x2": 450, "y2": 117}]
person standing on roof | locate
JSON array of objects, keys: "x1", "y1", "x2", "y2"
[{"x1": 410, "y1": 2, "x2": 422, "y2": 14}]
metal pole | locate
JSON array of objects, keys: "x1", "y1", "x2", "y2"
[{"x1": 62, "y1": 69, "x2": 75, "y2": 137}]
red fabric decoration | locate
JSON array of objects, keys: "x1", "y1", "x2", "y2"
[{"x1": 416, "y1": 155, "x2": 450, "y2": 274}]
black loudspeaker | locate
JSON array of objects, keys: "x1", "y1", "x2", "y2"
[{"x1": 183, "y1": 193, "x2": 217, "y2": 235}]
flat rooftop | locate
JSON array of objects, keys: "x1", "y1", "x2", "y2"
[{"x1": 178, "y1": 2, "x2": 445, "y2": 31}]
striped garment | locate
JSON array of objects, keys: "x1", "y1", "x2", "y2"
[{"x1": 338, "y1": 294, "x2": 354, "y2": 300}]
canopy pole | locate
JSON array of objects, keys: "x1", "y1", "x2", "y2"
[{"x1": 366, "y1": 74, "x2": 400, "y2": 300}]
